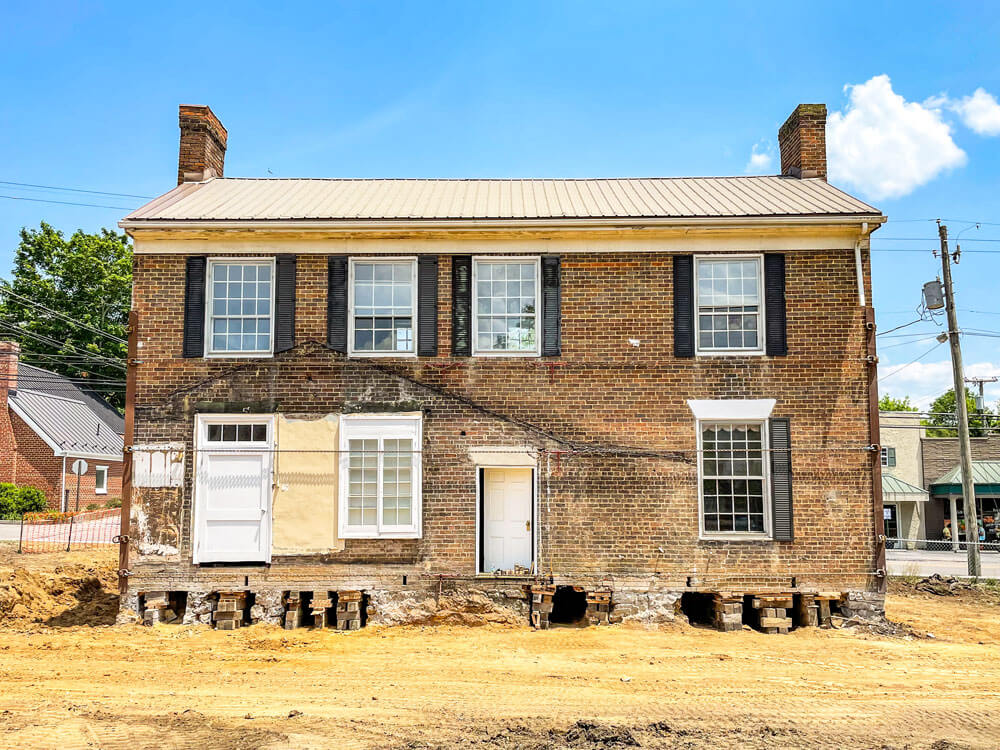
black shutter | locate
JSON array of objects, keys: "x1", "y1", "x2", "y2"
[
  {"x1": 417, "y1": 256, "x2": 439, "y2": 356},
  {"x1": 182, "y1": 256, "x2": 207, "y2": 358},
  {"x1": 451, "y1": 255, "x2": 472, "y2": 356},
  {"x1": 327, "y1": 256, "x2": 348, "y2": 353},
  {"x1": 764, "y1": 253, "x2": 788, "y2": 356},
  {"x1": 673, "y1": 255, "x2": 694, "y2": 357},
  {"x1": 274, "y1": 254, "x2": 296, "y2": 353},
  {"x1": 770, "y1": 417, "x2": 793, "y2": 541},
  {"x1": 541, "y1": 256, "x2": 561, "y2": 356}
]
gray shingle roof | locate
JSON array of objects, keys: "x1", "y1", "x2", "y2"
[
  {"x1": 121, "y1": 176, "x2": 881, "y2": 224},
  {"x1": 8, "y1": 363, "x2": 124, "y2": 459}
]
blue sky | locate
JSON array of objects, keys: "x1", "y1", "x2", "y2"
[{"x1": 2, "y1": 2, "x2": 999, "y2": 408}]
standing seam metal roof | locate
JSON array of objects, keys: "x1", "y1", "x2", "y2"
[
  {"x1": 122, "y1": 176, "x2": 881, "y2": 223},
  {"x1": 9, "y1": 389, "x2": 124, "y2": 458}
]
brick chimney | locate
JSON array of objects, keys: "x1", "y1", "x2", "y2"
[
  {"x1": 778, "y1": 104, "x2": 827, "y2": 180},
  {"x1": 0, "y1": 340, "x2": 19, "y2": 398},
  {"x1": 0, "y1": 341, "x2": 18, "y2": 483},
  {"x1": 177, "y1": 105, "x2": 228, "y2": 185}
]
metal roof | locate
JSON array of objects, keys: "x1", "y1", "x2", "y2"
[
  {"x1": 882, "y1": 474, "x2": 929, "y2": 500},
  {"x1": 932, "y1": 461, "x2": 1000, "y2": 488},
  {"x1": 18, "y1": 363, "x2": 124, "y2": 434},
  {"x1": 121, "y1": 176, "x2": 881, "y2": 224},
  {"x1": 9, "y1": 388, "x2": 123, "y2": 459}
]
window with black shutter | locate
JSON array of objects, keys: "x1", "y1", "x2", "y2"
[
  {"x1": 182, "y1": 256, "x2": 207, "y2": 358},
  {"x1": 451, "y1": 256, "x2": 472, "y2": 356},
  {"x1": 673, "y1": 255, "x2": 694, "y2": 357},
  {"x1": 770, "y1": 417, "x2": 793, "y2": 541},
  {"x1": 417, "y1": 256, "x2": 438, "y2": 356},
  {"x1": 327, "y1": 255, "x2": 348, "y2": 353},
  {"x1": 274, "y1": 254, "x2": 296, "y2": 353},
  {"x1": 764, "y1": 253, "x2": 788, "y2": 356}
]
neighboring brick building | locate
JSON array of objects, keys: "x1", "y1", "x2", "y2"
[
  {"x1": 0, "y1": 342, "x2": 124, "y2": 510},
  {"x1": 117, "y1": 103, "x2": 887, "y2": 628}
]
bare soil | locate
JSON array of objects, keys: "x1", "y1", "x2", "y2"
[{"x1": 0, "y1": 543, "x2": 998, "y2": 749}]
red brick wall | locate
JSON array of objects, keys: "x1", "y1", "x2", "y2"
[
  {"x1": 4, "y1": 409, "x2": 123, "y2": 511},
  {"x1": 779, "y1": 104, "x2": 827, "y2": 179},
  {"x1": 130, "y1": 247, "x2": 877, "y2": 590}
]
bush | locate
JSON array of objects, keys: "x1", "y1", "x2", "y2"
[
  {"x1": 105, "y1": 497, "x2": 122, "y2": 509},
  {"x1": 0, "y1": 484, "x2": 47, "y2": 520},
  {"x1": 85, "y1": 503, "x2": 100, "y2": 511}
]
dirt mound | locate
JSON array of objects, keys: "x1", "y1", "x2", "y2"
[
  {"x1": 890, "y1": 575, "x2": 1000, "y2": 605},
  {"x1": 0, "y1": 559, "x2": 119, "y2": 628}
]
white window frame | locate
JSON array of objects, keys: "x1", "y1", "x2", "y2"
[
  {"x1": 192, "y1": 413, "x2": 275, "y2": 565},
  {"x1": 696, "y1": 418, "x2": 772, "y2": 541},
  {"x1": 348, "y1": 257, "x2": 418, "y2": 358},
  {"x1": 880, "y1": 446, "x2": 889, "y2": 467},
  {"x1": 694, "y1": 254, "x2": 766, "y2": 357},
  {"x1": 94, "y1": 465, "x2": 108, "y2": 495},
  {"x1": 338, "y1": 413, "x2": 422, "y2": 539},
  {"x1": 204, "y1": 257, "x2": 276, "y2": 358},
  {"x1": 472, "y1": 256, "x2": 541, "y2": 357}
]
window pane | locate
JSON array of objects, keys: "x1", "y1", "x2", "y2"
[
  {"x1": 701, "y1": 422, "x2": 765, "y2": 534},
  {"x1": 695, "y1": 258, "x2": 762, "y2": 351},
  {"x1": 475, "y1": 261, "x2": 538, "y2": 352},
  {"x1": 352, "y1": 262, "x2": 415, "y2": 353},
  {"x1": 207, "y1": 262, "x2": 273, "y2": 353}
]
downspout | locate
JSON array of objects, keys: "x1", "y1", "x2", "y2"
[
  {"x1": 60, "y1": 455, "x2": 66, "y2": 512},
  {"x1": 855, "y1": 222, "x2": 869, "y2": 306}
]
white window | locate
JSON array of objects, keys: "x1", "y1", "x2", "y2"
[
  {"x1": 339, "y1": 414, "x2": 422, "y2": 538},
  {"x1": 698, "y1": 421, "x2": 770, "y2": 537},
  {"x1": 95, "y1": 465, "x2": 108, "y2": 495},
  {"x1": 206, "y1": 259, "x2": 274, "y2": 356},
  {"x1": 473, "y1": 258, "x2": 539, "y2": 355},
  {"x1": 881, "y1": 446, "x2": 896, "y2": 467},
  {"x1": 349, "y1": 259, "x2": 416, "y2": 355},
  {"x1": 695, "y1": 256, "x2": 764, "y2": 354}
]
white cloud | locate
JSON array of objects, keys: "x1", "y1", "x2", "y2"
[
  {"x1": 827, "y1": 74, "x2": 966, "y2": 200},
  {"x1": 744, "y1": 141, "x2": 773, "y2": 174},
  {"x1": 927, "y1": 87, "x2": 1000, "y2": 136},
  {"x1": 879, "y1": 358, "x2": 1000, "y2": 410}
]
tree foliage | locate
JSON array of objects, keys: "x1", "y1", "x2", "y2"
[
  {"x1": 922, "y1": 388, "x2": 995, "y2": 437},
  {"x1": 878, "y1": 394, "x2": 917, "y2": 412},
  {"x1": 0, "y1": 223, "x2": 131, "y2": 409}
]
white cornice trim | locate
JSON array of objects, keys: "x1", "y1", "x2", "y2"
[{"x1": 686, "y1": 399, "x2": 777, "y2": 421}]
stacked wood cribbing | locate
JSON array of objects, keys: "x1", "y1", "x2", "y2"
[
  {"x1": 750, "y1": 594, "x2": 792, "y2": 634},
  {"x1": 142, "y1": 591, "x2": 179, "y2": 626},
  {"x1": 814, "y1": 592, "x2": 841, "y2": 628},
  {"x1": 310, "y1": 593, "x2": 332, "y2": 629},
  {"x1": 795, "y1": 594, "x2": 819, "y2": 628},
  {"x1": 586, "y1": 590, "x2": 612, "y2": 625},
  {"x1": 530, "y1": 584, "x2": 555, "y2": 629},
  {"x1": 713, "y1": 593, "x2": 743, "y2": 632},
  {"x1": 283, "y1": 591, "x2": 302, "y2": 629},
  {"x1": 214, "y1": 591, "x2": 247, "y2": 630},
  {"x1": 336, "y1": 590, "x2": 363, "y2": 630}
]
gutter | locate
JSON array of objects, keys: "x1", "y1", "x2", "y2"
[{"x1": 120, "y1": 214, "x2": 887, "y2": 233}]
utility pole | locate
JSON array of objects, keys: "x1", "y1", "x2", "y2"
[
  {"x1": 939, "y1": 223, "x2": 981, "y2": 576},
  {"x1": 965, "y1": 376, "x2": 998, "y2": 432}
]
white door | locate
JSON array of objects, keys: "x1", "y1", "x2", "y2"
[
  {"x1": 194, "y1": 417, "x2": 273, "y2": 563},
  {"x1": 482, "y1": 468, "x2": 533, "y2": 572}
]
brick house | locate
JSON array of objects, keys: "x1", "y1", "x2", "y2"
[
  {"x1": 0, "y1": 341, "x2": 124, "y2": 510},
  {"x1": 117, "y1": 103, "x2": 887, "y2": 629}
]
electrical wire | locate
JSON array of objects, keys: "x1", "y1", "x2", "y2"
[
  {"x1": 876, "y1": 319, "x2": 928, "y2": 336},
  {"x1": 0, "y1": 180, "x2": 152, "y2": 199},
  {"x1": 0, "y1": 322, "x2": 126, "y2": 370},
  {"x1": 0, "y1": 281, "x2": 127, "y2": 344},
  {"x1": 0, "y1": 194, "x2": 137, "y2": 211},
  {"x1": 877, "y1": 342, "x2": 944, "y2": 382}
]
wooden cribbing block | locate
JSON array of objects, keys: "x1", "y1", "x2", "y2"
[
  {"x1": 311, "y1": 597, "x2": 332, "y2": 609},
  {"x1": 818, "y1": 600, "x2": 832, "y2": 627},
  {"x1": 759, "y1": 616, "x2": 792, "y2": 628},
  {"x1": 338, "y1": 590, "x2": 362, "y2": 602},
  {"x1": 753, "y1": 597, "x2": 793, "y2": 609}
]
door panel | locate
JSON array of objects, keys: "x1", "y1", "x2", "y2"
[
  {"x1": 196, "y1": 450, "x2": 270, "y2": 563},
  {"x1": 483, "y1": 468, "x2": 533, "y2": 572}
]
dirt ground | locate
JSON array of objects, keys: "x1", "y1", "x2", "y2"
[{"x1": 0, "y1": 544, "x2": 998, "y2": 749}]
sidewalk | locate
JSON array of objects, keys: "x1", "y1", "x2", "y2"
[{"x1": 887, "y1": 548, "x2": 1000, "y2": 578}]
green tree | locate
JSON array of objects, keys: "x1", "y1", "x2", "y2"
[
  {"x1": 0, "y1": 223, "x2": 131, "y2": 409},
  {"x1": 922, "y1": 388, "x2": 994, "y2": 437},
  {"x1": 879, "y1": 394, "x2": 917, "y2": 412}
]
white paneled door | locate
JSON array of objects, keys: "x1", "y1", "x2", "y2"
[
  {"x1": 482, "y1": 468, "x2": 533, "y2": 572},
  {"x1": 194, "y1": 417, "x2": 273, "y2": 564}
]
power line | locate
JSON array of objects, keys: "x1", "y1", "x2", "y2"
[
  {"x1": 878, "y1": 342, "x2": 945, "y2": 382},
  {"x1": 0, "y1": 322, "x2": 126, "y2": 371},
  {"x1": 876, "y1": 318, "x2": 929, "y2": 336},
  {"x1": 0, "y1": 281, "x2": 127, "y2": 344},
  {"x1": 0, "y1": 180, "x2": 153, "y2": 199},
  {"x1": 0, "y1": 194, "x2": 136, "y2": 211}
]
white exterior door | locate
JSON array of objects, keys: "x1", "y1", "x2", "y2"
[
  {"x1": 194, "y1": 416, "x2": 273, "y2": 564},
  {"x1": 482, "y1": 468, "x2": 533, "y2": 572}
]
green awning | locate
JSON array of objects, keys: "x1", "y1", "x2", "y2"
[
  {"x1": 930, "y1": 461, "x2": 1000, "y2": 496},
  {"x1": 882, "y1": 474, "x2": 929, "y2": 502}
]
